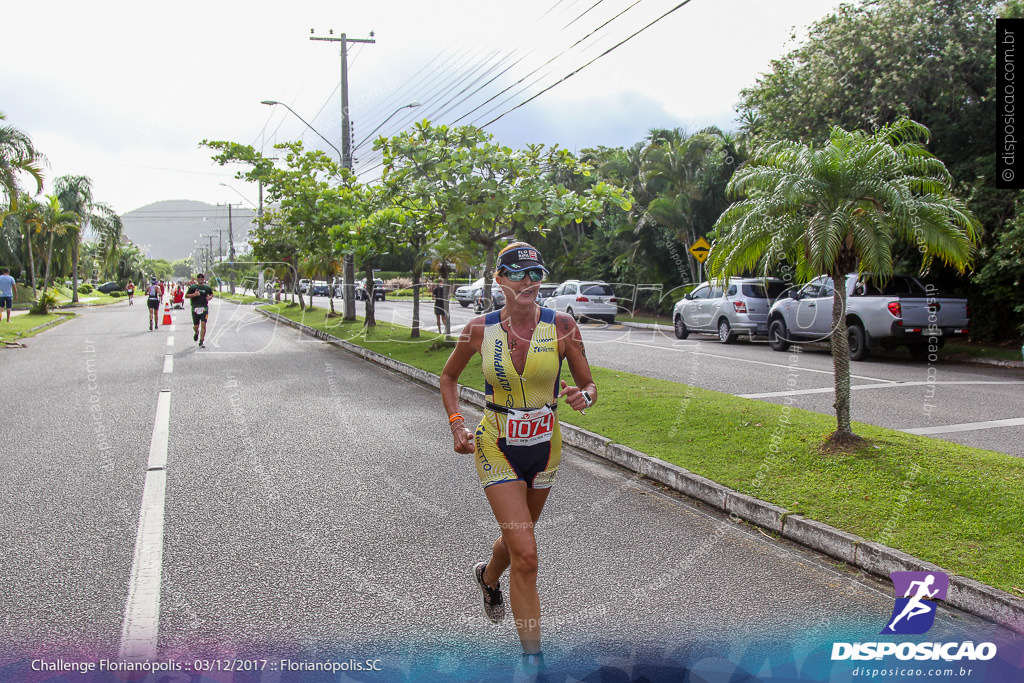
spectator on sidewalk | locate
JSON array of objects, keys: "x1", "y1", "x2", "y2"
[{"x1": 0, "y1": 268, "x2": 16, "y2": 322}]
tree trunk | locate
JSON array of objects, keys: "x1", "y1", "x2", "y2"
[
  {"x1": 25, "y1": 227, "x2": 37, "y2": 297},
  {"x1": 364, "y1": 264, "x2": 376, "y2": 328},
  {"x1": 481, "y1": 241, "x2": 496, "y2": 311},
  {"x1": 411, "y1": 266, "x2": 421, "y2": 339},
  {"x1": 71, "y1": 235, "x2": 80, "y2": 303},
  {"x1": 826, "y1": 271, "x2": 864, "y2": 449},
  {"x1": 43, "y1": 232, "x2": 55, "y2": 293},
  {"x1": 443, "y1": 271, "x2": 452, "y2": 339}
]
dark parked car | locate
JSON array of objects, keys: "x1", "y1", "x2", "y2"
[
  {"x1": 310, "y1": 281, "x2": 331, "y2": 297},
  {"x1": 96, "y1": 281, "x2": 120, "y2": 294},
  {"x1": 355, "y1": 278, "x2": 386, "y2": 301}
]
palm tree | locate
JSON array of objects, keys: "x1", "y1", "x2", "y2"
[
  {"x1": 2, "y1": 195, "x2": 44, "y2": 295},
  {"x1": 300, "y1": 253, "x2": 343, "y2": 314},
  {"x1": 90, "y1": 204, "x2": 123, "y2": 279},
  {"x1": 709, "y1": 119, "x2": 980, "y2": 449},
  {"x1": 55, "y1": 175, "x2": 93, "y2": 302},
  {"x1": 33, "y1": 195, "x2": 79, "y2": 293},
  {"x1": 637, "y1": 128, "x2": 727, "y2": 283},
  {"x1": 0, "y1": 112, "x2": 44, "y2": 209}
]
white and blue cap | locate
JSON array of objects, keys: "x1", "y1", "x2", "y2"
[{"x1": 496, "y1": 243, "x2": 548, "y2": 274}]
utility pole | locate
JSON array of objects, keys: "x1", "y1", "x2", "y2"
[
  {"x1": 218, "y1": 202, "x2": 240, "y2": 294},
  {"x1": 310, "y1": 28, "x2": 375, "y2": 321},
  {"x1": 206, "y1": 235, "x2": 215, "y2": 279}
]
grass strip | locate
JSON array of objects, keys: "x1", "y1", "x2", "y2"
[
  {"x1": 0, "y1": 312, "x2": 75, "y2": 344},
  {"x1": 264, "y1": 303, "x2": 1024, "y2": 593}
]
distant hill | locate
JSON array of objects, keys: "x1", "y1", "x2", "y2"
[{"x1": 121, "y1": 200, "x2": 257, "y2": 261}]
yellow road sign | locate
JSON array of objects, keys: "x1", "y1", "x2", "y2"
[{"x1": 689, "y1": 237, "x2": 711, "y2": 263}]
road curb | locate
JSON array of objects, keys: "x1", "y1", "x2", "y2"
[{"x1": 260, "y1": 308, "x2": 1024, "y2": 635}]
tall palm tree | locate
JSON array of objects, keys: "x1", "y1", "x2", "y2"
[
  {"x1": 638, "y1": 128, "x2": 726, "y2": 283},
  {"x1": 90, "y1": 203, "x2": 123, "y2": 279},
  {"x1": 710, "y1": 119, "x2": 980, "y2": 448},
  {"x1": 31, "y1": 195, "x2": 79, "y2": 293},
  {"x1": 300, "y1": 253, "x2": 343, "y2": 314},
  {"x1": 55, "y1": 175, "x2": 93, "y2": 302},
  {"x1": 1, "y1": 195, "x2": 44, "y2": 295},
  {"x1": 0, "y1": 112, "x2": 44, "y2": 209}
]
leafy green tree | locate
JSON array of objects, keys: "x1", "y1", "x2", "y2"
[
  {"x1": 142, "y1": 258, "x2": 173, "y2": 281},
  {"x1": 171, "y1": 258, "x2": 192, "y2": 279},
  {"x1": 205, "y1": 139, "x2": 362, "y2": 312},
  {"x1": 377, "y1": 122, "x2": 631, "y2": 307},
  {"x1": 0, "y1": 112, "x2": 44, "y2": 209},
  {"x1": 709, "y1": 119, "x2": 980, "y2": 449}
]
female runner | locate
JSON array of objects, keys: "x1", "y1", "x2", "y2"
[{"x1": 440, "y1": 242, "x2": 596, "y2": 674}]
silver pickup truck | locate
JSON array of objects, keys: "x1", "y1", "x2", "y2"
[{"x1": 766, "y1": 274, "x2": 970, "y2": 360}]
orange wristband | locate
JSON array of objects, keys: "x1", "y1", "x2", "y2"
[{"x1": 448, "y1": 413, "x2": 464, "y2": 424}]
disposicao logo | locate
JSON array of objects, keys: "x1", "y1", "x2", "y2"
[
  {"x1": 882, "y1": 571, "x2": 948, "y2": 635},
  {"x1": 831, "y1": 571, "x2": 998, "y2": 662}
]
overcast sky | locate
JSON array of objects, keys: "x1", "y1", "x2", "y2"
[{"x1": 3, "y1": 0, "x2": 843, "y2": 216}]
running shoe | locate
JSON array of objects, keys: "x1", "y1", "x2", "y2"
[
  {"x1": 198, "y1": 341, "x2": 205, "y2": 348},
  {"x1": 149, "y1": 321, "x2": 152, "y2": 330},
  {"x1": 473, "y1": 561, "x2": 505, "y2": 624},
  {"x1": 193, "y1": 330, "x2": 199, "y2": 341}
]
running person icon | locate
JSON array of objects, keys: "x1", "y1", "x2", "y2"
[
  {"x1": 440, "y1": 242, "x2": 596, "y2": 675},
  {"x1": 186, "y1": 273, "x2": 214, "y2": 347},
  {"x1": 887, "y1": 574, "x2": 939, "y2": 631}
]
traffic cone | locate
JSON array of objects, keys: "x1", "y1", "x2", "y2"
[{"x1": 162, "y1": 307, "x2": 172, "y2": 326}]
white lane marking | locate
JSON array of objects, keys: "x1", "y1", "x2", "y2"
[
  {"x1": 903, "y1": 417, "x2": 1024, "y2": 435},
  {"x1": 741, "y1": 380, "x2": 1024, "y2": 399},
  {"x1": 148, "y1": 391, "x2": 170, "y2": 470},
  {"x1": 166, "y1": 336, "x2": 174, "y2": 347},
  {"x1": 120, "y1": 390, "x2": 171, "y2": 661},
  {"x1": 615, "y1": 339, "x2": 898, "y2": 384},
  {"x1": 162, "y1": 355, "x2": 173, "y2": 374}
]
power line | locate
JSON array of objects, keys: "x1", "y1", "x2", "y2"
[{"x1": 480, "y1": 0, "x2": 696, "y2": 129}]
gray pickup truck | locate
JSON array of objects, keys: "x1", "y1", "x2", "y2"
[{"x1": 766, "y1": 274, "x2": 970, "y2": 360}]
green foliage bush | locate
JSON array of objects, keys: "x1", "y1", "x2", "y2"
[
  {"x1": 78, "y1": 283, "x2": 94, "y2": 294},
  {"x1": 109, "y1": 291, "x2": 126, "y2": 298},
  {"x1": 30, "y1": 291, "x2": 60, "y2": 314}
]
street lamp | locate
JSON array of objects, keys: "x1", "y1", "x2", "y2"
[
  {"x1": 352, "y1": 101, "x2": 422, "y2": 153},
  {"x1": 218, "y1": 182, "x2": 258, "y2": 209},
  {"x1": 261, "y1": 100, "x2": 344, "y2": 162}
]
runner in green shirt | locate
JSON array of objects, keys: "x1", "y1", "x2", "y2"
[{"x1": 186, "y1": 273, "x2": 215, "y2": 348}]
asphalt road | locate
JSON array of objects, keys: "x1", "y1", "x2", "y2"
[
  {"x1": 358, "y1": 298, "x2": 1024, "y2": 458},
  {"x1": 0, "y1": 299, "x2": 1016, "y2": 682}
]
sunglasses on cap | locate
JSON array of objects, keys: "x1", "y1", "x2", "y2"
[{"x1": 499, "y1": 267, "x2": 546, "y2": 282}]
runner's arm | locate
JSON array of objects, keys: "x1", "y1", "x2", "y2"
[
  {"x1": 555, "y1": 312, "x2": 596, "y2": 412},
  {"x1": 440, "y1": 319, "x2": 483, "y2": 454}
]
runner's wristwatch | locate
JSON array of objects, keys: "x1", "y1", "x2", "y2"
[{"x1": 581, "y1": 390, "x2": 593, "y2": 408}]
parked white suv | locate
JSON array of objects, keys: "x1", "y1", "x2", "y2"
[
  {"x1": 455, "y1": 278, "x2": 485, "y2": 307},
  {"x1": 673, "y1": 277, "x2": 788, "y2": 342},
  {"x1": 544, "y1": 280, "x2": 617, "y2": 323}
]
